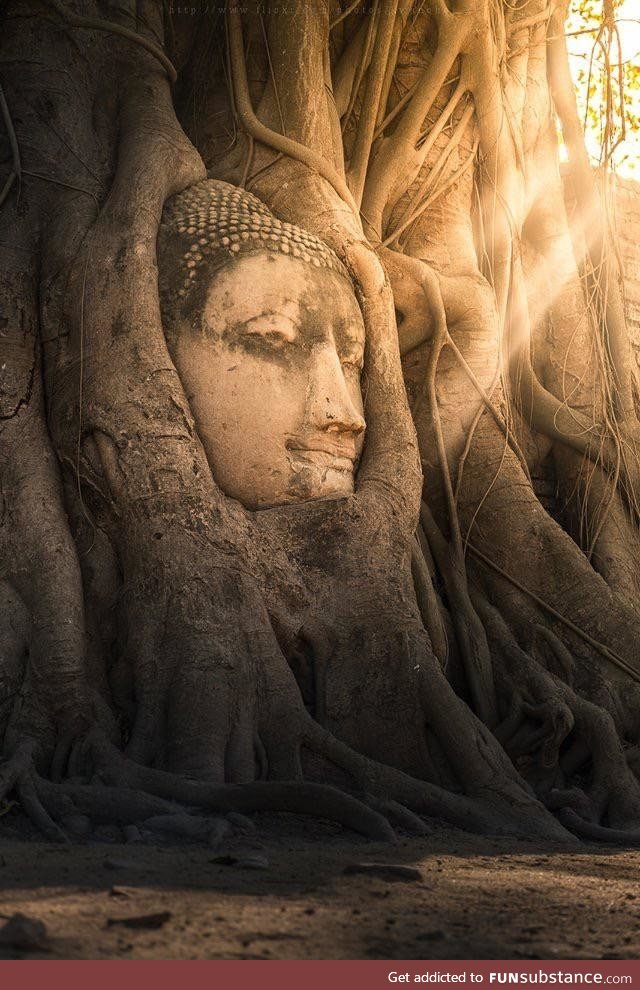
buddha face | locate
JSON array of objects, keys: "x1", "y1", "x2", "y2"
[{"x1": 167, "y1": 251, "x2": 366, "y2": 509}]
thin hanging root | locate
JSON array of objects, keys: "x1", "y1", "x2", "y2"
[
  {"x1": 559, "y1": 808, "x2": 640, "y2": 846},
  {"x1": 412, "y1": 270, "x2": 463, "y2": 560},
  {"x1": 379, "y1": 249, "x2": 530, "y2": 487},
  {"x1": 0, "y1": 170, "x2": 16, "y2": 208},
  {"x1": 340, "y1": 0, "x2": 379, "y2": 138},
  {"x1": 421, "y1": 501, "x2": 498, "y2": 728},
  {"x1": 547, "y1": 6, "x2": 633, "y2": 423},
  {"x1": 464, "y1": 13, "x2": 635, "y2": 481},
  {"x1": 225, "y1": 3, "x2": 359, "y2": 215},
  {"x1": 445, "y1": 335, "x2": 532, "y2": 489},
  {"x1": 360, "y1": 5, "x2": 472, "y2": 235},
  {"x1": 506, "y1": 245, "x2": 639, "y2": 508},
  {"x1": 239, "y1": 135, "x2": 255, "y2": 189},
  {"x1": 348, "y1": 0, "x2": 399, "y2": 205},
  {"x1": 0, "y1": 81, "x2": 21, "y2": 208},
  {"x1": 511, "y1": 329, "x2": 640, "y2": 503},
  {"x1": 337, "y1": 7, "x2": 378, "y2": 128},
  {"x1": 330, "y1": 0, "x2": 363, "y2": 31},
  {"x1": 397, "y1": 259, "x2": 497, "y2": 724},
  {"x1": 467, "y1": 541, "x2": 640, "y2": 684},
  {"x1": 389, "y1": 113, "x2": 477, "y2": 250},
  {"x1": 47, "y1": 0, "x2": 177, "y2": 84},
  {"x1": 411, "y1": 537, "x2": 448, "y2": 664}
]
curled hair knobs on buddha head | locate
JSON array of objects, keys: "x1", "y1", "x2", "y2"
[{"x1": 158, "y1": 179, "x2": 350, "y2": 325}]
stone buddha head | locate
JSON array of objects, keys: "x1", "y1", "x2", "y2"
[{"x1": 158, "y1": 180, "x2": 366, "y2": 510}]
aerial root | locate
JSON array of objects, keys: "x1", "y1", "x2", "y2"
[
  {"x1": 500, "y1": 699, "x2": 574, "y2": 769},
  {"x1": 544, "y1": 787, "x2": 594, "y2": 820},
  {"x1": 47, "y1": 0, "x2": 178, "y2": 84},
  {"x1": 559, "y1": 808, "x2": 640, "y2": 846},
  {"x1": 3, "y1": 754, "x2": 394, "y2": 843},
  {"x1": 626, "y1": 746, "x2": 640, "y2": 779},
  {"x1": 57, "y1": 710, "x2": 569, "y2": 843},
  {"x1": 474, "y1": 593, "x2": 640, "y2": 834},
  {"x1": 51, "y1": 731, "x2": 79, "y2": 784},
  {"x1": 92, "y1": 707, "x2": 567, "y2": 842},
  {"x1": 0, "y1": 697, "x2": 577, "y2": 845},
  {"x1": 534, "y1": 626, "x2": 575, "y2": 684},
  {"x1": 35, "y1": 778, "x2": 184, "y2": 825},
  {"x1": 118, "y1": 775, "x2": 396, "y2": 842},
  {"x1": 0, "y1": 739, "x2": 37, "y2": 802},
  {"x1": 361, "y1": 794, "x2": 431, "y2": 834},
  {"x1": 2, "y1": 722, "x2": 572, "y2": 843},
  {"x1": 302, "y1": 719, "x2": 573, "y2": 842},
  {"x1": 17, "y1": 775, "x2": 69, "y2": 843},
  {"x1": 0, "y1": 727, "x2": 397, "y2": 842},
  {"x1": 87, "y1": 735, "x2": 396, "y2": 842},
  {"x1": 0, "y1": 739, "x2": 69, "y2": 843}
]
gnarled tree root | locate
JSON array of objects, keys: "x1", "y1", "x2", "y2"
[
  {"x1": 0, "y1": 739, "x2": 68, "y2": 843},
  {"x1": 86, "y1": 734, "x2": 396, "y2": 842},
  {"x1": 559, "y1": 808, "x2": 640, "y2": 846},
  {"x1": 475, "y1": 593, "x2": 640, "y2": 837},
  {"x1": 300, "y1": 720, "x2": 574, "y2": 843},
  {"x1": 2, "y1": 700, "x2": 576, "y2": 845}
]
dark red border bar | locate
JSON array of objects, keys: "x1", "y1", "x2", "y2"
[{"x1": 1, "y1": 959, "x2": 639, "y2": 989}]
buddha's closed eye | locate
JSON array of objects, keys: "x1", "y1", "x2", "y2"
[
  {"x1": 229, "y1": 317, "x2": 299, "y2": 359},
  {"x1": 241, "y1": 314, "x2": 298, "y2": 343}
]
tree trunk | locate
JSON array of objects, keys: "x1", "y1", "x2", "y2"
[{"x1": 0, "y1": 0, "x2": 638, "y2": 846}]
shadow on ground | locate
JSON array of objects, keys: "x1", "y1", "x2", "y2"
[{"x1": 0, "y1": 811, "x2": 638, "y2": 959}]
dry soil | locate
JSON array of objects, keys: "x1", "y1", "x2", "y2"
[{"x1": 0, "y1": 813, "x2": 639, "y2": 959}]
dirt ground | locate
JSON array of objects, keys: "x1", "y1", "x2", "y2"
[{"x1": 0, "y1": 812, "x2": 638, "y2": 960}]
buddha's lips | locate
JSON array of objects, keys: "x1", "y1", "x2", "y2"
[{"x1": 286, "y1": 437, "x2": 358, "y2": 473}]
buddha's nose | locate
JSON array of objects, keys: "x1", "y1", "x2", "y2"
[{"x1": 307, "y1": 344, "x2": 365, "y2": 436}]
